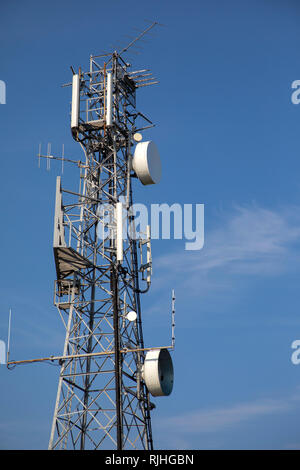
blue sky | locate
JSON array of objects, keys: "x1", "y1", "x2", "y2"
[{"x1": 1, "y1": 0, "x2": 300, "y2": 450}]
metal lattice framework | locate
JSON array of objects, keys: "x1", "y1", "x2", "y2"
[{"x1": 48, "y1": 50, "x2": 159, "y2": 450}]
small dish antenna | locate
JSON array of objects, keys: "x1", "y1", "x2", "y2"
[
  {"x1": 133, "y1": 132, "x2": 143, "y2": 142},
  {"x1": 126, "y1": 310, "x2": 137, "y2": 322}
]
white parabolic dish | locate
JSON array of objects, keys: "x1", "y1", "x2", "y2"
[
  {"x1": 126, "y1": 311, "x2": 137, "y2": 322},
  {"x1": 142, "y1": 348, "x2": 174, "y2": 397},
  {"x1": 132, "y1": 141, "x2": 161, "y2": 185}
]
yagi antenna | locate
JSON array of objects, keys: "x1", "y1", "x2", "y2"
[
  {"x1": 119, "y1": 21, "x2": 158, "y2": 55},
  {"x1": 37, "y1": 143, "x2": 84, "y2": 172}
]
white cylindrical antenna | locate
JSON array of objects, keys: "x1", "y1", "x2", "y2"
[
  {"x1": 106, "y1": 72, "x2": 113, "y2": 127},
  {"x1": 116, "y1": 201, "x2": 123, "y2": 263},
  {"x1": 171, "y1": 289, "x2": 175, "y2": 349},
  {"x1": 7, "y1": 308, "x2": 12, "y2": 364},
  {"x1": 71, "y1": 74, "x2": 80, "y2": 129}
]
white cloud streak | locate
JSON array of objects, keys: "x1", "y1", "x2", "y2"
[
  {"x1": 157, "y1": 398, "x2": 292, "y2": 434},
  {"x1": 152, "y1": 204, "x2": 300, "y2": 295},
  {"x1": 157, "y1": 387, "x2": 300, "y2": 440}
]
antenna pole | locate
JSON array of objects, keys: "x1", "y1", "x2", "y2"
[
  {"x1": 16, "y1": 29, "x2": 174, "y2": 450},
  {"x1": 7, "y1": 308, "x2": 11, "y2": 364},
  {"x1": 120, "y1": 22, "x2": 158, "y2": 54},
  {"x1": 46, "y1": 49, "x2": 156, "y2": 450},
  {"x1": 172, "y1": 290, "x2": 175, "y2": 349}
]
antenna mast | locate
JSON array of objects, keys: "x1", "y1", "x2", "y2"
[
  {"x1": 7, "y1": 24, "x2": 174, "y2": 450},
  {"x1": 42, "y1": 29, "x2": 174, "y2": 450}
]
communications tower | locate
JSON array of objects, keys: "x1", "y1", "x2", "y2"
[{"x1": 45, "y1": 27, "x2": 174, "y2": 450}]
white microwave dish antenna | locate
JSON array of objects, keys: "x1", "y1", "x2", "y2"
[
  {"x1": 132, "y1": 140, "x2": 161, "y2": 185},
  {"x1": 142, "y1": 348, "x2": 174, "y2": 397}
]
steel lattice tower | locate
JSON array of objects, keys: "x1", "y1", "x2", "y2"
[{"x1": 48, "y1": 47, "x2": 163, "y2": 450}]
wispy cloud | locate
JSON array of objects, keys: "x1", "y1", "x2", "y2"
[
  {"x1": 284, "y1": 443, "x2": 300, "y2": 450},
  {"x1": 151, "y1": 204, "x2": 300, "y2": 298},
  {"x1": 155, "y1": 388, "x2": 300, "y2": 449},
  {"x1": 157, "y1": 397, "x2": 292, "y2": 434}
]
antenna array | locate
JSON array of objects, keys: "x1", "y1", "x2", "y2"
[{"x1": 8, "y1": 23, "x2": 175, "y2": 451}]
